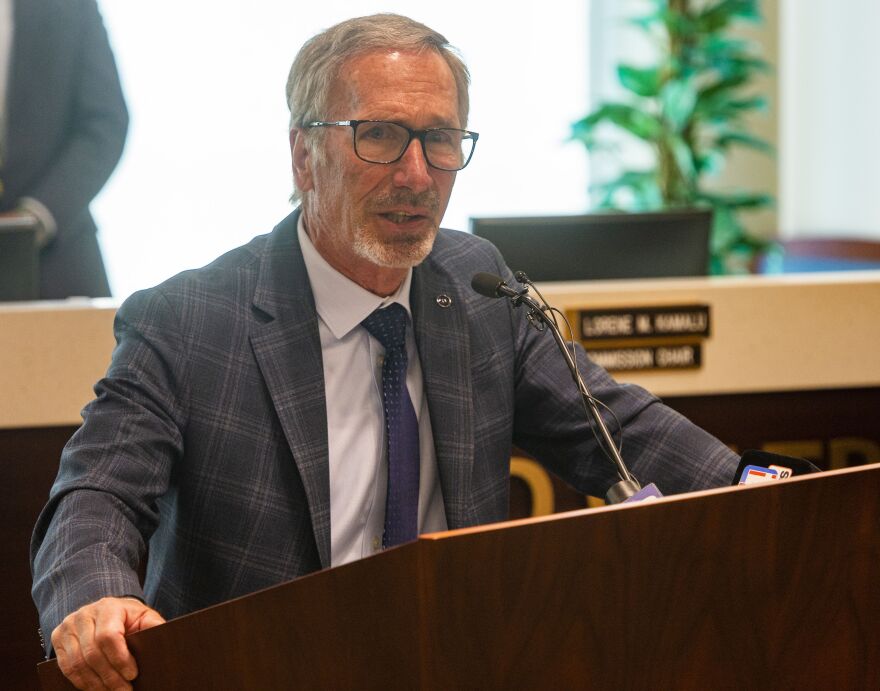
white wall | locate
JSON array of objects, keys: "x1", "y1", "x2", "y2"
[
  {"x1": 93, "y1": 1, "x2": 589, "y2": 299},
  {"x1": 780, "y1": 0, "x2": 880, "y2": 238}
]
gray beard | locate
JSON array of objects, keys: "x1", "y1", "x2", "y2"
[
  {"x1": 351, "y1": 222, "x2": 438, "y2": 268},
  {"x1": 355, "y1": 188, "x2": 442, "y2": 268}
]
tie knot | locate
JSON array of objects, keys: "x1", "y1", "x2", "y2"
[{"x1": 362, "y1": 303, "x2": 408, "y2": 351}]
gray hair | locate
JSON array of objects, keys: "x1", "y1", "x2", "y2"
[{"x1": 286, "y1": 13, "x2": 471, "y2": 202}]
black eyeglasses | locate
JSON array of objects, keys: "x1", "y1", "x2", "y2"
[{"x1": 305, "y1": 120, "x2": 479, "y2": 171}]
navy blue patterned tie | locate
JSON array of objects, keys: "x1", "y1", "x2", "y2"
[{"x1": 361, "y1": 303, "x2": 420, "y2": 547}]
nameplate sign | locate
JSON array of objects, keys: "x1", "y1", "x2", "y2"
[
  {"x1": 587, "y1": 344, "x2": 702, "y2": 372},
  {"x1": 580, "y1": 305, "x2": 710, "y2": 341},
  {"x1": 571, "y1": 304, "x2": 711, "y2": 372}
]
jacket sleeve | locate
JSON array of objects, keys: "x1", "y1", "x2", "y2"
[
  {"x1": 500, "y1": 265, "x2": 739, "y2": 498},
  {"x1": 30, "y1": 288, "x2": 188, "y2": 654}
]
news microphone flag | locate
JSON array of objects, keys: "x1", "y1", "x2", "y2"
[
  {"x1": 738, "y1": 465, "x2": 779, "y2": 485},
  {"x1": 622, "y1": 483, "x2": 662, "y2": 503}
]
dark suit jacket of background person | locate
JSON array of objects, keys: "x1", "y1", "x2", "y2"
[
  {"x1": 31, "y1": 209, "x2": 739, "y2": 651},
  {"x1": 0, "y1": 0, "x2": 128, "y2": 298}
]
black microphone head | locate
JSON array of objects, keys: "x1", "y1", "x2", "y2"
[
  {"x1": 514, "y1": 270, "x2": 530, "y2": 285},
  {"x1": 471, "y1": 272, "x2": 506, "y2": 298}
]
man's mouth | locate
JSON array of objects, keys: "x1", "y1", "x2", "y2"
[{"x1": 381, "y1": 211, "x2": 425, "y2": 224}]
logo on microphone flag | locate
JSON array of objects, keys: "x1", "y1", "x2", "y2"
[
  {"x1": 769, "y1": 464, "x2": 793, "y2": 479},
  {"x1": 738, "y1": 465, "x2": 779, "y2": 485}
]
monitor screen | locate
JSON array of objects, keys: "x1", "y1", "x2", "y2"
[
  {"x1": 469, "y1": 209, "x2": 712, "y2": 282},
  {"x1": 0, "y1": 217, "x2": 39, "y2": 301}
]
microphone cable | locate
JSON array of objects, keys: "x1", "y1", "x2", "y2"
[{"x1": 513, "y1": 271, "x2": 625, "y2": 465}]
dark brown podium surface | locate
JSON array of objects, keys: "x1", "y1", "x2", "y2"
[{"x1": 38, "y1": 463, "x2": 880, "y2": 690}]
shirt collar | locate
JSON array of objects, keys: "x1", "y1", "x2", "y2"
[{"x1": 297, "y1": 213, "x2": 413, "y2": 340}]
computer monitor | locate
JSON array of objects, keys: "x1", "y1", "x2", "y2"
[
  {"x1": 469, "y1": 209, "x2": 712, "y2": 282},
  {"x1": 0, "y1": 216, "x2": 39, "y2": 301}
]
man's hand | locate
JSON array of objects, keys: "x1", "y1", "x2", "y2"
[{"x1": 51, "y1": 596, "x2": 166, "y2": 691}]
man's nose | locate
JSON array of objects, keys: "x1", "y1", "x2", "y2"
[{"x1": 392, "y1": 138, "x2": 433, "y2": 192}]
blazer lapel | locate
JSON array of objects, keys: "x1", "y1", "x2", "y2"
[
  {"x1": 411, "y1": 254, "x2": 476, "y2": 530},
  {"x1": 247, "y1": 217, "x2": 479, "y2": 556},
  {"x1": 249, "y1": 211, "x2": 332, "y2": 569}
]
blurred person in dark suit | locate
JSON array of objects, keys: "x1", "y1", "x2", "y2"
[{"x1": 0, "y1": 0, "x2": 127, "y2": 299}]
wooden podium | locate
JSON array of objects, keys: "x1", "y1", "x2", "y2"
[{"x1": 37, "y1": 464, "x2": 880, "y2": 689}]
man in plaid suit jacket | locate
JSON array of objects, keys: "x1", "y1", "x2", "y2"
[{"x1": 31, "y1": 13, "x2": 739, "y2": 691}]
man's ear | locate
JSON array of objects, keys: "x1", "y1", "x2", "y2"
[{"x1": 290, "y1": 128, "x2": 314, "y2": 193}]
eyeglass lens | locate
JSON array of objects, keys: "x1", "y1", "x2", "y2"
[{"x1": 354, "y1": 122, "x2": 473, "y2": 170}]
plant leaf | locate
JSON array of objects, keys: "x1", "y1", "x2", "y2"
[
  {"x1": 701, "y1": 35, "x2": 771, "y2": 74},
  {"x1": 574, "y1": 0, "x2": 773, "y2": 275},
  {"x1": 699, "y1": 191, "x2": 774, "y2": 210},
  {"x1": 669, "y1": 133, "x2": 697, "y2": 180},
  {"x1": 627, "y1": 15, "x2": 658, "y2": 31},
  {"x1": 696, "y1": 94, "x2": 768, "y2": 122},
  {"x1": 708, "y1": 204, "x2": 743, "y2": 253},
  {"x1": 697, "y1": 0, "x2": 761, "y2": 33},
  {"x1": 698, "y1": 73, "x2": 751, "y2": 103},
  {"x1": 591, "y1": 170, "x2": 663, "y2": 210},
  {"x1": 618, "y1": 64, "x2": 663, "y2": 97},
  {"x1": 662, "y1": 7, "x2": 699, "y2": 41},
  {"x1": 694, "y1": 148, "x2": 726, "y2": 175},
  {"x1": 572, "y1": 103, "x2": 663, "y2": 143},
  {"x1": 661, "y1": 78, "x2": 698, "y2": 132},
  {"x1": 712, "y1": 130, "x2": 775, "y2": 155}
]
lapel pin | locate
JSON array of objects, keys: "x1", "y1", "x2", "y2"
[{"x1": 435, "y1": 294, "x2": 452, "y2": 308}]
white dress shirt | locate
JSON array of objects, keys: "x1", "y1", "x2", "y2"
[{"x1": 297, "y1": 217, "x2": 447, "y2": 566}]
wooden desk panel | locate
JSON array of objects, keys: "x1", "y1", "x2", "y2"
[
  {"x1": 1, "y1": 426, "x2": 77, "y2": 691},
  {"x1": 6, "y1": 274, "x2": 880, "y2": 687}
]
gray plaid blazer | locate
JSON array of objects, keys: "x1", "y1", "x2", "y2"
[{"x1": 31, "y1": 209, "x2": 738, "y2": 644}]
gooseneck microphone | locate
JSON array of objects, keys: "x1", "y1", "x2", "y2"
[
  {"x1": 471, "y1": 272, "x2": 642, "y2": 504},
  {"x1": 471, "y1": 272, "x2": 522, "y2": 300}
]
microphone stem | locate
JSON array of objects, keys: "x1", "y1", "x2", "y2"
[{"x1": 519, "y1": 294, "x2": 638, "y2": 489}]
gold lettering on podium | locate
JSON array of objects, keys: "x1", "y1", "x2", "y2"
[
  {"x1": 762, "y1": 440, "x2": 823, "y2": 463},
  {"x1": 510, "y1": 457, "x2": 555, "y2": 516},
  {"x1": 830, "y1": 437, "x2": 880, "y2": 469}
]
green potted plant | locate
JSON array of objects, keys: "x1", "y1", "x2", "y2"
[{"x1": 571, "y1": 0, "x2": 775, "y2": 273}]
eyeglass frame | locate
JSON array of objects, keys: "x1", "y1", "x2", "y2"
[{"x1": 304, "y1": 119, "x2": 479, "y2": 171}]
